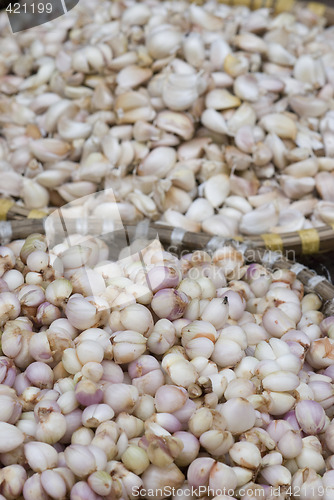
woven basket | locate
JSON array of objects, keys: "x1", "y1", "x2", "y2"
[
  {"x1": 2, "y1": 214, "x2": 334, "y2": 257},
  {"x1": 1, "y1": 0, "x2": 334, "y2": 257}
]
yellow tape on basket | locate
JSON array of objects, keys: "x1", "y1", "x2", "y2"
[
  {"x1": 298, "y1": 228, "x2": 320, "y2": 255},
  {"x1": 0, "y1": 199, "x2": 15, "y2": 221},
  {"x1": 27, "y1": 210, "x2": 48, "y2": 219},
  {"x1": 261, "y1": 233, "x2": 284, "y2": 252},
  {"x1": 274, "y1": 0, "x2": 295, "y2": 13},
  {"x1": 307, "y1": 2, "x2": 326, "y2": 16}
]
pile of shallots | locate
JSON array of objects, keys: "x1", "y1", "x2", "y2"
[
  {"x1": 0, "y1": 233, "x2": 333, "y2": 499},
  {"x1": 1, "y1": 0, "x2": 334, "y2": 236}
]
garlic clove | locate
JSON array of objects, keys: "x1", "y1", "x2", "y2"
[
  {"x1": 234, "y1": 33, "x2": 267, "y2": 54},
  {"x1": 315, "y1": 172, "x2": 334, "y2": 202},
  {"x1": 116, "y1": 65, "x2": 153, "y2": 89},
  {"x1": 202, "y1": 215, "x2": 238, "y2": 238},
  {"x1": 204, "y1": 174, "x2": 230, "y2": 208},
  {"x1": 138, "y1": 147, "x2": 176, "y2": 178},
  {"x1": 205, "y1": 89, "x2": 241, "y2": 111},
  {"x1": 239, "y1": 203, "x2": 279, "y2": 235},
  {"x1": 234, "y1": 74, "x2": 259, "y2": 102},
  {"x1": 260, "y1": 113, "x2": 297, "y2": 140},
  {"x1": 289, "y1": 95, "x2": 328, "y2": 118},
  {"x1": 279, "y1": 175, "x2": 315, "y2": 200},
  {"x1": 201, "y1": 109, "x2": 228, "y2": 135}
]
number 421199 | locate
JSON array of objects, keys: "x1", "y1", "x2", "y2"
[{"x1": 6, "y1": 3, "x2": 53, "y2": 14}]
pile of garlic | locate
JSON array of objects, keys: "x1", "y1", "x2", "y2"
[
  {"x1": 0, "y1": 233, "x2": 333, "y2": 499},
  {"x1": 0, "y1": 0, "x2": 334, "y2": 236}
]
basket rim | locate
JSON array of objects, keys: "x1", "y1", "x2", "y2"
[
  {"x1": 2, "y1": 216, "x2": 334, "y2": 257},
  {"x1": 1, "y1": 218, "x2": 334, "y2": 309}
]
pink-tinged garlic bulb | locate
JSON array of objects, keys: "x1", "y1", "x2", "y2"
[{"x1": 0, "y1": 227, "x2": 332, "y2": 497}]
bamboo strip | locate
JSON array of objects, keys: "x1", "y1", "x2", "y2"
[
  {"x1": 3, "y1": 218, "x2": 334, "y2": 256},
  {"x1": 2, "y1": 220, "x2": 334, "y2": 312}
]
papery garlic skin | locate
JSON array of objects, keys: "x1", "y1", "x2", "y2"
[
  {"x1": 219, "y1": 398, "x2": 256, "y2": 434},
  {"x1": 295, "y1": 400, "x2": 326, "y2": 435},
  {"x1": 0, "y1": 422, "x2": 24, "y2": 453}
]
